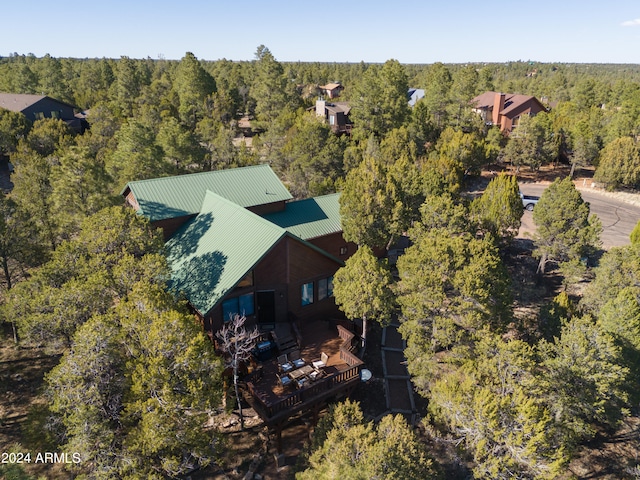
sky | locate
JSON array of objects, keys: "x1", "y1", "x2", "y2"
[{"x1": 3, "y1": 1, "x2": 640, "y2": 64}]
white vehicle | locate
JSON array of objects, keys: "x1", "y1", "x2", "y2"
[{"x1": 519, "y1": 191, "x2": 540, "y2": 211}]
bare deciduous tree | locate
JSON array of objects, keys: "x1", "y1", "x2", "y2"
[{"x1": 215, "y1": 314, "x2": 260, "y2": 430}]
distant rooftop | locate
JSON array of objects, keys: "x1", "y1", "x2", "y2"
[{"x1": 0, "y1": 93, "x2": 76, "y2": 112}]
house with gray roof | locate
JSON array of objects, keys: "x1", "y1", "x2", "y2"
[
  {"x1": 314, "y1": 99, "x2": 352, "y2": 135},
  {"x1": 0, "y1": 93, "x2": 87, "y2": 132}
]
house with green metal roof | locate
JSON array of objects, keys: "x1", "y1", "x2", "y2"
[
  {"x1": 261, "y1": 193, "x2": 355, "y2": 260},
  {"x1": 122, "y1": 164, "x2": 293, "y2": 239},
  {"x1": 123, "y1": 165, "x2": 355, "y2": 334}
]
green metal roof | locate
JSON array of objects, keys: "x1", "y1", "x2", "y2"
[
  {"x1": 123, "y1": 164, "x2": 293, "y2": 222},
  {"x1": 261, "y1": 193, "x2": 343, "y2": 240},
  {"x1": 165, "y1": 191, "x2": 287, "y2": 316}
]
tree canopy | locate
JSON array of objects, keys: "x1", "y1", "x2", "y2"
[
  {"x1": 532, "y1": 177, "x2": 602, "y2": 274},
  {"x1": 297, "y1": 400, "x2": 439, "y2": 480}
]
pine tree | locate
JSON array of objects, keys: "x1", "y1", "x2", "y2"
[
  {"x1": 532, "y1": 177, "x2": 602, "y2": 274},
  {"x1": 333, "y1": 245, "x2": 394, "y2": 351},
  {"x1": 297, "y1": 401, "x2": 438, "y2": 480},
  {"x1": 470, "y1": 173, "x2": 522, "y2": 244},
  {"x1": 173, "y1": 52, "x2": 217, "y2": 129}
]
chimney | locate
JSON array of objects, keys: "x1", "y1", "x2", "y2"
[
  {"x1": 315, "y1": 99, "x2": 326, "y2": 117},
  {"x1": 492, "y1": 92, "x2": 505, "y2": 126}
]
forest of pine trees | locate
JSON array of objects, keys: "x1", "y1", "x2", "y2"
[{"x1": 1, "y1": 48, "x2": 640, "y2": 478}]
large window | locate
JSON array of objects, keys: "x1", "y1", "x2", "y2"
[
  {"x1": 301, "y1": 282, "x2": 314, "y2": 306},
  {"x1": 222, "y1": 293, "x2": 255, "y2": 322},
  {"x1": 318, "y1": 276, "x2": 334, "y2": 301}
]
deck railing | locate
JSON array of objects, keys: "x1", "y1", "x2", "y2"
[
  {"x1": 247, "y1": 361, "x2": 362, "y2": 421},
  {"x1": 245, "y1": 323, "x2": 364, "y2": 423}
]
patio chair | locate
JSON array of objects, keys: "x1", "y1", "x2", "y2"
[
  {"x1": 312, "y1": 352, "x2": 328, "y2": 370},
  {"x1": 296, "y1": 376, "x2": 309, "y2": 388},
  {"x1": 277, "y1": 354, "x2": 293, "y2": 373},
  {"x1": 289, "y1": 350, "x2": 306, "y2": 368},
  {"x1": 277, "y1": 373, "x2": 292, "y2": 388},
  {"x1": 309, "y1": 369, "x2": 324, "y2": 381}
]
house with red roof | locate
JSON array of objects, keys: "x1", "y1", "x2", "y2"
[{"x1": 471, "y1": 91, "x2": 547, "y2": 134}]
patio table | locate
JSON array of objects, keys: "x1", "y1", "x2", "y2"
[{"x1": 289, "y1": 364, "x2": 314, "y2": 381}]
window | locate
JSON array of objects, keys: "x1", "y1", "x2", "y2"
[
  {"x1": 329, "y1": 114, "x2": 336, "y2": 125},
  {"x1": 318, "y1": 278, "x2": 327, "y2": 301},
  {"x1": 222, "y1": 293, "x2": 255, "y2": 322},
  {"x1": 34, "y1": 112, "x2": 45, "y2": 120},
  {"x1": 318, "y1": 276, "x2": 334, "y2": 301},
  {"x1": 51, "y1": 111, "x2": 60, "y2": 119},
  {"x1": 236, "y1": 271, "x2": 254, "y2": 288},
  {"x1": 301, "y1": 282, "x2": 314, "y2": 306},
  {"x1": 340, "y1": 246, "x2": 348, "y2": 256}
]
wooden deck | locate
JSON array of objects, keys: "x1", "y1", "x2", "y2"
[{"x1": 243, "y1": 319, "x2": 363, "y2": 426}]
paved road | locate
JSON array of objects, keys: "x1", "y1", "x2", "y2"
[{"x1": 519, "y1": 183, "x2": 640, "y2": 249}]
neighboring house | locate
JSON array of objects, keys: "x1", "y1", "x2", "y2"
[
  {"x1": 408, "y1": 88, "x2": 425, "y2": 107},
  {"x1": 319, "y1": 82, "x2": 343, "y2": 99},
  {"x1": 314, "y1": 99, "x2": 352, "y2": 135},
  {"x1": 471, "y1": 91, "x2": 547, "y2": 134},
  {"x1": 0, "y1": 93, "x2": 88, "y2": 132},
  {"x1": 122, "y1": 165, "x2": 354, "y2": 337}
]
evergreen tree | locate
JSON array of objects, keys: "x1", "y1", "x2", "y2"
[
  {"x1": 538, "y1": 315, "x2": 629, "y2": 441},
  {"x1": 50, "y1": 146, "x2": 117, "y2": 238},
  {"x1": 23, "y1": 118, "x2": 74, "y2": 157},
  {"x1": 251, "y1": 45, "x2": 296, "y2": 125},
  {"x1": 339, "y1": 156, "x2": 393, "y2": 249},
  {"x1": 8, "y1": 206, "x2": 165, "y2": 349},
  {"x1": 333, "y1": 245, "x2": 394, "y2": 350},
  {"x1": 173, "y1": 52, "x2": 217, "y2": 129},
  {"x1": 46, "y1": 283, "x2": 223, "y2": 478},
  {"x1": 420, "y1": 62, "x2": 452, "y2": 127},
  {"x1": 115, "y1": 56, "x2": 144, "y2": 117},
  {"x1": 0, "y1": 109, "x2": 31, "y2": 156},
  {"x1": 594, "y1": 136, "x2": 640, "y2": 189},
  {"x1": 631, "y1": 219, "x2": 640, "y2": 245},
  {"x1": 429, "y1": 334, "x2": 569, "y2": 479},
  {"x1": 350, "y1": 59, "x2": 410, "y2": 138},
  {"x1": 581, "y1": 243, "x2": 640, "y2": 314},
  {"x1": 598, "y1": 287, "x2": 640, "y2": 391},
  {"x1": 501, "y1": 113, "x2": 555, "y2": 172},
  {"x1": 277, "y1": 113, "x2": 345, "y2": 198},
  {"x1": 0, "y1": 193, "x2": 44, "y2": 292},
  {"x1": 106, "y1": 118, "x2": 170, "y2": 188},
  {"x1": 10, "y1": 150, "x2": 59, "y2": 250},
  {"x1": 156, "y1": 116, "x2": 207, "y2": 171},
  {"x1": 397, "y1": 230, "x2": 512, "y2": 390},
  {"x1": 470, "y1": 173, "x2": 522, "y2": 245},
  {"x1": 297, "y1": 401, "x2": 438, "y2": 480},
  {"x1": 532, "y1": 177, "x2": 602, "y2": 274}
]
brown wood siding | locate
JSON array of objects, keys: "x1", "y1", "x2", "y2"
[
  {"x1": 248, "y1": 201, "x2": 286, "y2": 215},
  {"x1": 124, "y1": 189, "x2": 139, "y2": 210},
  {"x1": 207, "y1": 235, "x2": 343, "y2": 335},
  {"x1": 152, "y1": 215, "x2": 196, "y2": 240},
  {"x1": 308, "y1": 232, "x2": 355, "y2": 261},
  {"x1": 286, "y1": 236, "x2": 342, "y2": 321}
]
